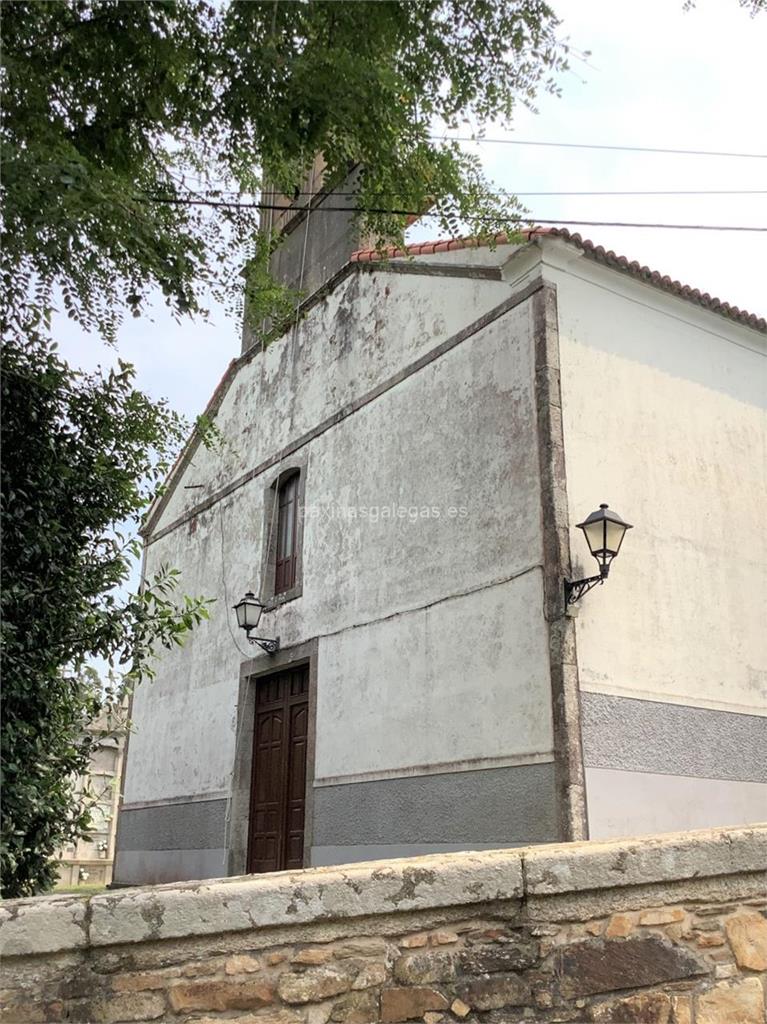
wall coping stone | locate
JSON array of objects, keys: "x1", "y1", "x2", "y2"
[
  {"x1": 1, "y1": 824, "x2": 764, "y2": 957},
  {"x1": 524, "y1": 824, "x2": 767, "y2": 895}
]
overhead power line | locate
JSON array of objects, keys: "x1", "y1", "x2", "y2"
[
  {"x1": 144, "y1": 194, "x2": 767, "y2": 232},
  {"x1": 237, "y1": 187, "x2": 767, "y2": 198},
  {"x1": 431, "y1": 136, "x2": 767, "y2": 160}
]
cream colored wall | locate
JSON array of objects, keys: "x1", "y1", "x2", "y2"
[
  {"x1": 55, "y1": 719, "x2": 127, "y2": 889},
  {"x1": 546, "y1": 240, "x2": 766, "y2": 718}
]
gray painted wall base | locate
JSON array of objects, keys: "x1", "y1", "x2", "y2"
[
  {"x1": 114, "y1": 797, "x2": 228, "y2": 886},
  {"x1": 115, "y1": 849, "x2": 227, "y2": 886},
  {"x1": 582, "y1": 692, "x2": 767, "y2": 782},
  {"x1": 114, "y1": 763, "x2": 558, "y2": 884},
  {"x1": 117, "y1": 797, "x2": 227, "y2": 851},
  {"x1": 313, "y1": 762, "x2": 558, "y2": 846}
]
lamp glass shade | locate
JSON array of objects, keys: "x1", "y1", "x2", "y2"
[
  {"x1": 234, "y1": 592, "x2": 264, "y2": 631},
  {"x1": 577, "y1": 504, "x2": 633, "y2": 570}
]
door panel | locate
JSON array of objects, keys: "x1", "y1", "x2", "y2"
[
  {"x1": 248, "y1": 666, "x2": 309, "y2": 873},
  {"x1": 285, "y1": 702, "x2": 308, "y2": 869},
  {"x1": 249, "y1": 708, "x2": 285, "y2": 873}
]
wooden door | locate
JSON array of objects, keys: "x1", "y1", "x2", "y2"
[{"x1": 248, "y1": 666, "x2": 309, "y2": 873}]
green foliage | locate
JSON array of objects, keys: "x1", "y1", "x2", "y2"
[
  {"x1": 1, "y1": 0, "x2": 569, "y2": 344},
  {"x1": 241, "y1": 231, "x2": 306, "y2": 345},
  {"x1": 0, "y1": 338, "x2": 211, "y2": 897}
]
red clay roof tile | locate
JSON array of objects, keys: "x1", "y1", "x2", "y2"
[{"x1": 350, "y1": 228, "x2": 766, "y2": 333}]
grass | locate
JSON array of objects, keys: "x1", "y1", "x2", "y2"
[{"x1": 54, "y1": 883, "x2": 107, "y2": 896}]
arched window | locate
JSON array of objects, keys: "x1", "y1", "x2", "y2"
[{"x1": 275, "y1": 472, "x2": 299, "y2": 595}]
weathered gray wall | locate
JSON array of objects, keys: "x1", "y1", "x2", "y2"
[{"x1": 118, "y1": 253, "x2": 558, "y2": 883}]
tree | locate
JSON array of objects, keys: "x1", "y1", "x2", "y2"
[
  {"x1": 1, "y1": 0, "x2": 569, "y2": 896},
  {"x1": 0, "y1": 337, "x2": 211, "y2": 896},
  {"x1": 1, "y1": 0, "x2": 569, "y2": 340}
]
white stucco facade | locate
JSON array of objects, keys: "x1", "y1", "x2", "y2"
[
  {"x1": 539, "y1": 238, "x2": 767, "y2": 838},
  {"x1": 115, "y1": 233, "x2": 766, "y2": 886},
  {"x1": 550, "y1": 242, "x2": 765, "y2": 716}
]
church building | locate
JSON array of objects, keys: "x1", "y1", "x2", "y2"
[{"x1": 113, "y1": 180, "x2": 766, "y2": 886}]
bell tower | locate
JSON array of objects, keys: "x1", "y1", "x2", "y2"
[{"x1": 242, "y1": 157, "x2": 370, "y2": 354}]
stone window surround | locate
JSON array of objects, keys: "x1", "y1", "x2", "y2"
[
  {"x1": 258, "y1": 453, "x2": 308, "y2": 610},
  {"x1": 227, "y1": 637, "x2": 319, "y2": 876}
]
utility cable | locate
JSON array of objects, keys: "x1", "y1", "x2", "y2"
[
  {"x1": 141, "y1": 193, "x2": 767, "y2": 232},
  {"x1": 429, "y1": 136, "x2": 767, "y2": 159},
  {"x1": 213, "y1": 187, "x2": 767, "y2": 198}
]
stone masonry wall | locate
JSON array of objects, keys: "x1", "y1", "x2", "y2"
[{"x1": 1, "y1": 825, "x2": 765, "y2": 1024}]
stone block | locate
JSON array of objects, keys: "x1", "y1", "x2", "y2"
[
  {"x1": 533, "y1": 985, "x2": 554, "y2": 1009},
  {"x1": 671, "y1": 995, "x2": 693, "y2": 1024},
  {"x1": 244, "y1": 1015, "x2": 303, "y2": 1024},
  {"x1": 724, "y1": 911, "x2": 767, "y2": 970},
  {"x1": 695, "y1": 918, "x2": 724, "y2": 932},
  {"x1": 351, "y1": 963, "x2": 387, "y2": 990},
  {"x1": 192, "y1": 1014, "x2": 301, "y2": 1024},
  {"x1": 524, "y1": 826, "x2": 767, "y2": 897},
  {"x1": 381, "y1": 987, "x2": 448, "y2": 1022},
  {"x1": 305, "y1": 1006, "x2": 333, "y2": 1024},
  {"x1": 86, "y1": 991, "x2": 166, "y2": 1022},
  {"x1": 604, "y1": 913, "x2": 635, "y2": 938},
  {"x1": 696, "y1": 977, "x2": 765, "y2": 1024},
  {"x1": 714, "y1": 963, "x2": 738, "y2": 979},
  {"x1": 393, "y1": 951, "x2": 455, "y2": 985},
  {"x1": 293, "y1": 948, "x2": 334, "y2": 965},
  {"x1": 639, "y1": 908, "x2": 686, "y2": 926},
  {"x1": 88, "y1": 850, "x2": 523, "y2": 947},
  {"x1": 0, "y1": 897, "x2": 88, "y2": 957},
  {"x1": 696, "y1": 932, "x2": 726, "y2": 948},
  {"x1": 470, "y1": 927, "x2": 508, "y2": 942},
  {"x1": 553, "y1": 936, "x2": 707, "y2": 999},
  {"x1": 278, "y1": 966, "x2": 354, "y2": 1004},
  {"x1": 430, "y1": 931, "x2": 459, "y2": 945},
  {"x1": 334, "y1": 938, "x2": 389, "y2": 958},
  {"x1": 458, "y1": 941, "x2": 537, "y2": 974},
  {"x1": 329, "y1": 990, "x2": 379, "y2": 1023},
  {"x1": 0, "y1": 1000, "x2": 64, "y2": 1024},
  {"x1": 450, "y1": 998, "x2": 471, "y2": 1018},
  {"x1": 226, "y1": 954, "x2": 263, "y2": 974},
  {"x1": 168, "y1": 977, "x2": 275, "y2": 1012},
  {"x1": 589, "y1": 992, "x2": 672, "y2": 1023},
  {"x1": 181, "y1": 957, "x2": 226, "y2": 976},
  {"x1": 0, "y1": 951, "x2": 85, "y2": 993},
  {"x1": 112, "y1": 970, "x2": 172, "y2": 992},
  {"x1": 694, "y1": 904, "x2": 738, "y2": 916},
  {"x1": 455, "y1": 973, "x2": 530, "y2": 1011},
  {"x1": 400, "y1": 933, "x2": 429, "y2": 948}
]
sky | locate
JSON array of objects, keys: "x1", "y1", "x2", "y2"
[{"x1": 58, "y1": 0, "x2": 767, "y2": 425}]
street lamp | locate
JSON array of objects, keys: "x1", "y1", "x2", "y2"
[
  {"x1": 233, "y1": 592, "x2": 280, "y2": 654},
  {"x1": 565, "y1": 504, "x2": 633, "y2": 605}
]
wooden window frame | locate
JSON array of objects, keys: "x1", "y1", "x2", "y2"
[
  {"x1": 259, "y1": 457, "x2": 307, "y2": 609},
  {"x1": 275, "y1": 472, "x2": 299, "y2": 595}
]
